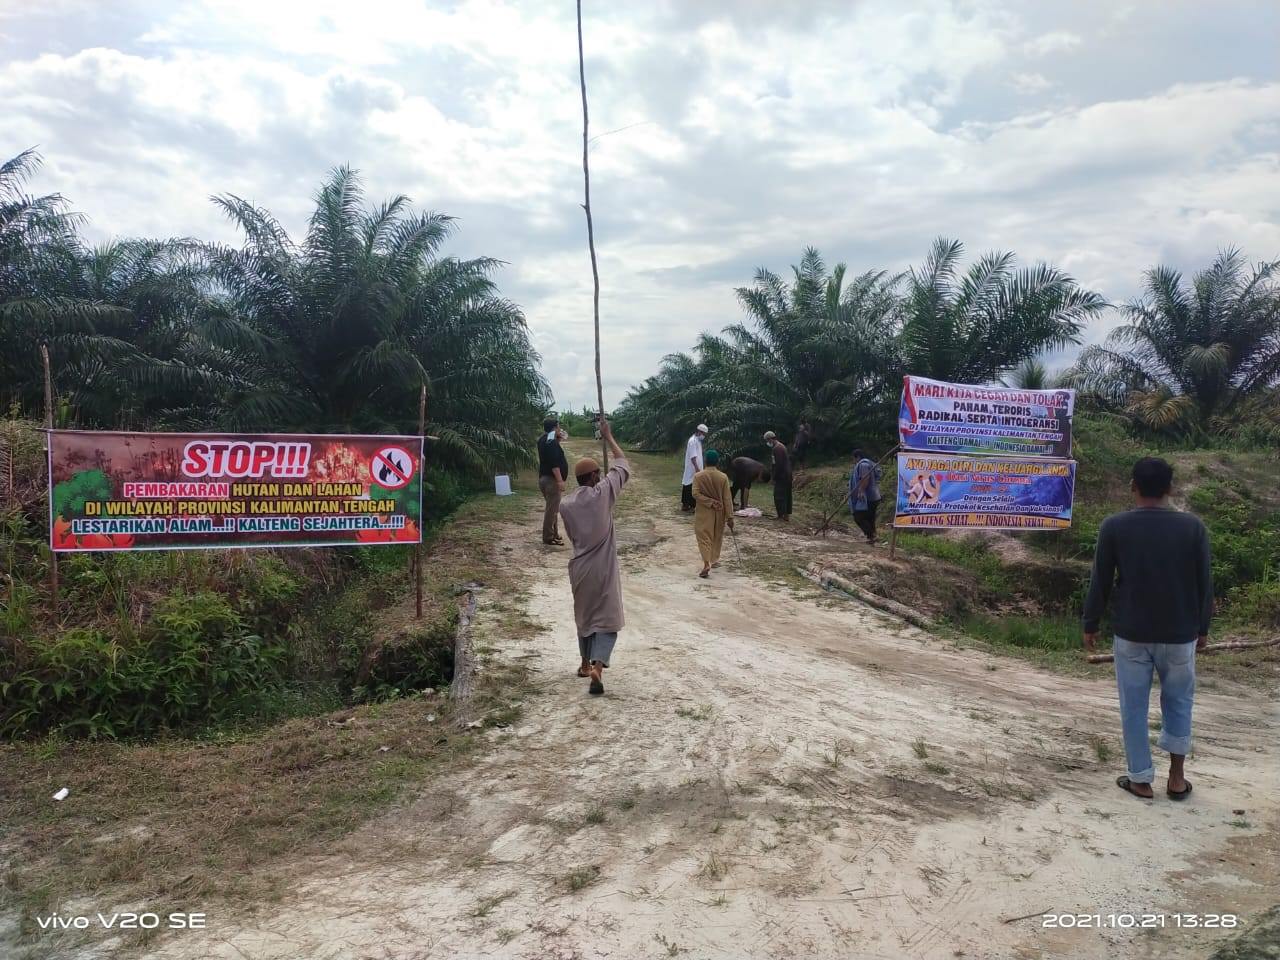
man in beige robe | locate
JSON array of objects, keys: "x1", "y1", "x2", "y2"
[
  {"x1": 559, "y1": 417, "x2": 629, "y2": 696},
  {"x1": 692, "y1": 450, "x2": 734, "y2": 578}
]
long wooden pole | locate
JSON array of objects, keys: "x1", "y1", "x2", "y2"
[
  {"x1": 1086, "y1": 638, "x2": 1278, "y2": 664},
  {"x1": 576, "y1": 0, "x2": 607, "y2": 469},
  {"x1": 416, "y1": 383, "x2": 426, "y2": 620},
  {"x1": 40, "y1": 344, "x2": 58, "y2": 614}
]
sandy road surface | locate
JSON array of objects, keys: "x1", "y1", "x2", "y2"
[{"x1": 147, "y1": 453, "x2": 1278, "y2": 960}]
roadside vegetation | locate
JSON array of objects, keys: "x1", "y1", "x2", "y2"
[
  {"x1": 1, "y1": 147, "x2": 549, "y2": 740},
  {"x1": 787, "y1": 416, "x2": 1279, "y2": 681},
  {"x1": 613, "y1": 244, "x2": 1279, "y2": 678},
  {"x1": 1, "y1": 148, "x2": 552, "y2": 952}
]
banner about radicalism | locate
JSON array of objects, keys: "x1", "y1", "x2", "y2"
[
  {"x1": 893, "y1": 452, "x2": 1076, "y2": 530},
  {"x1": 49, "y1": 431, "x2": 423, "y2": 552},
  {"x1": 898, "y1": 375, "x2": 1075, "y2": 458}
]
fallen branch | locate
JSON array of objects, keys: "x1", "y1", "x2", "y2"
[
  {"x1": 1002, "y1": 908, "x2": 1051, "y2": 924},
  {"x1": 799, "y1": 563, "x2": 935, "y2": 632},
  {"x1": 1086, "y1": 638, "x2": 1280, "y2": 664}
]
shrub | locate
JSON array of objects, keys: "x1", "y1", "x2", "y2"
[
  {"x1": 0, "y1": 592, "x2": 287, "y2": 739},
  {"x1": 1223, "y1": 574, "x2": 1280, "y2": 628}
]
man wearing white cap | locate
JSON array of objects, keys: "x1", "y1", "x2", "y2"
[{"x1": 681, "y1": 424, "x2": 708, "y2": 512}]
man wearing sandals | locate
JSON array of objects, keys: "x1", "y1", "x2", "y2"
[
  {"x1": 560, "y1": 417, "x2": 629, "y2": 696},
  {"x1": 1083, "y1": 457, "x2": 1212, "y2": 801}
]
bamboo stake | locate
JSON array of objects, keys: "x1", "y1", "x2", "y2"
[
  {"x1": 816, "y1": 444, "x2": 899, "y2": 537},
  {"x1": 576, "y1": 0, "x2": 607, "y2": 469},
  {"x1": 41, "y1": 344, "x2": 58, "y2": 614},
  {"x1": 415, "y1": 383, "x2": 426, "y2": 620},
  {"x1": 1086, "y1": 638, "x2": 1278, "y2": 664}
]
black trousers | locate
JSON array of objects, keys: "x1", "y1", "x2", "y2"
[
  {"x1": 853, "y1": 498, "x2": 881, "y2": 541},
  {"x1": 681, "y1": 483, "x2": 695, "y2": 511},
  {"x1": 774, "y1": 477, "x2": 792, "y2": 518}
]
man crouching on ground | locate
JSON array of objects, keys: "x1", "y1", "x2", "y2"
[
  {"x1": 1082, "y1": 456, "x2": 1212, "y2": 801},
  {"x1": 559, "y1": 416, "x2": 630, "y2": 696}
]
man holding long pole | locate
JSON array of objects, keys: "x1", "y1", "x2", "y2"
[{"x1": 559, "y1": 417, "x2": 629, "y2": 696}]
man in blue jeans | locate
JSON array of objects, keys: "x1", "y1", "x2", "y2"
[{"x1": 1082, "y1": 457, "x2": 1213, "y2": 800}]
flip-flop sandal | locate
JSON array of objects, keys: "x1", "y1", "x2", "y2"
[
  {"x1": 576, "y1": 667, "x2": 591, "y2": 678},
  {"x1": 589, "y1": 675, "x2": 604, "y2": 696},
  {"x1": 699, "y1": 570, "x2": 709, "y2": 578},
  {"x1": 1116, "y1": 775, "x2": 1154, "y2": 800},
  {"x1": 1167, "y1": 781, "x2": 1193, "y2": 801}
]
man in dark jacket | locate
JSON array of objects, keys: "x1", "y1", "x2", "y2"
[
  {"x1": 764, "y1": 431, "x2": 792, "y2": 521},
  {"x1": 1083, "y1": 457, "x2": 1212, "y2": 801},
  {"x1": 537, "y1": 416, "x2": 569, "y2": 545},
  {"x1": 792, "y1": 421, "x2": 812, "y2": 468},
  {"x1": 728, "y1": 456, "x2": 771, "y2": 511}
]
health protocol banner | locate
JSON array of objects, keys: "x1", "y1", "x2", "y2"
[
  {"x1": 899, "y1": 375, "x2": 1075, "y2": 458},
  {"x1": 49, "y1": 431, "x2": 423, "y2": 552},
  {"x1": 894, "y1": 452, "x2": 1076, "y2": 530}
]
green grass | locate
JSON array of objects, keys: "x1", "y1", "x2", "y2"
[
  {"x1": 949, "y1": 612, "x2": 1101, "y2": 674},
  {"x1": 896, "y1": 534, "x2": 1014, "y2": 594},
  {"x1": 584, "y1": 803, "x2": 607, "y2": 825},
  {"x1": 560, "y1": 864, "x2": 602, "y2": 893},
  {"x1": 675, "y1": 704, "x2": 714, "y2": 721},
  {"x1": 469, "y1": 890, "x2": 516, "y2": 918}
]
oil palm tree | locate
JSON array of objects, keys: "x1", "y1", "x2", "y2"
[
  {"x1": 0, "y1": 149, "x2": 131, "y2": 416},
  {"x1": 897, "y1": 238, "x2": 1104, "y2": 385},
  {"x1": 1070, "y1": 251, "x2": 1280, "y2": 434},
  {"x1": 205, "y1": 166, "x2": 550, "y2": 468},
  {"x1": 715, "y1": 248, "x2": 902, "y2": 451},
  {"x1": 612, "y1": 341, "x2": 725, "y2": 450},
  {"x1": 617, "y1": 250, "x2": 903, "y2": 455},
  {"x1": 999, "y1": 357, "x2": 1062, "y2": 390}
]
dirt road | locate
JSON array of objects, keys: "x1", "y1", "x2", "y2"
[{"x1": 147, "y1": 452, "x2": 1278, "y2": 960}]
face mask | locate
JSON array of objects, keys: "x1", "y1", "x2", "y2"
[{"x1": 547, "y1": 430, "x2": 557, "y2": 442}]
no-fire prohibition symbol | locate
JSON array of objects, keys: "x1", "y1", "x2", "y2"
[{"x1": 369, "y1": 445, "x2": 416, "y2": 490}]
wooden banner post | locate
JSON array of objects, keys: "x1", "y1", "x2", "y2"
[
  {"x1": 415, "y1": 383, "x2": 426, "y2": 620},
  {"x1": 40, "y1": 344, "x2": 59, "y2": 614}
]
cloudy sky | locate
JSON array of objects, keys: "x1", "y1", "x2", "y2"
[{"x1": 4, "y1": 0, "x2": 1278, "y2": 408}]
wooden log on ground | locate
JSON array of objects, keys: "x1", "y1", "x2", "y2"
[
  {"x1": 1086, "y1": 638, "x2": 1279, "y2": 664},
  {"x1": 450, "y1": 588, "x2": 479, "y2": 726},
  {"x1": 799, "y1": 563, "x2": 935, "y2": 632}
]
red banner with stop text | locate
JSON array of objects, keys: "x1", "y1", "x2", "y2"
[{"x1": 48, "y1": 431, "x2": 423, "y2": 552}]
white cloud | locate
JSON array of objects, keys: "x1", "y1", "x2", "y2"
[
  {"x1": 1009, "y1": 71, "x2": 1053, "y2": 94},
  {"x1": 1, "y1": 1, "x2": 1277, "y2": 408},
  {"x1": 1023, "y1": 30, "x2": 1083, "y2": 56}
]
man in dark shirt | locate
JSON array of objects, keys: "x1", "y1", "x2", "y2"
[
  {"x1": 764, "y1": 431, "x2": 792, "y2": 521},
  {"x1": 537, "y1": 416, "x2": 570, "y2": 545},
  {"x1": 1082, "y1": 456, "x2": 1212, "y2": 801},
  {"x1": 792, "y1": 421, "x2": 812, "y2": 469},
  {"x1": 728, "y1": 456, "x2": 770, "y2": 510}
]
